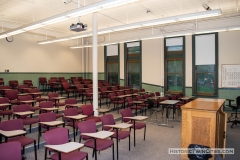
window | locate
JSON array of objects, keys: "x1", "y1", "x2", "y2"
[
  {"x1": 124, "y1": 41, "x2": 142, "y2": 89},
  {"x1": 164, "y1": 37, "x2": 185, "y2": 94},
  {"x1": 105, "y1": 44, "x2": 119, "y2": 85},
  {"x1": 192, "y1": 33, "x2": 218, "y2": 96}
]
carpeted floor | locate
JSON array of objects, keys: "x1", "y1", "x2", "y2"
[{"x1": 1, "y1": 95, "x2": 240, "y2": 160}]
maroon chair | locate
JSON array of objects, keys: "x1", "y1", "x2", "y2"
[
  {"x1": 9, "y1": 80, "x2": 19, "y2": 89},
  {"x1": 48, "y1": 93, "x2": 66, "y2": 107},
  {"x1": 44, "y1": 127, "x2": 88, "y2": 160},
  {"x1": 81, "y1": 105, "x2": 101, "y2": 122},
  {"x1": 0, "y1": 97, "x2": 13, "y2": 120},
  {"x1": 13, "y1": 104, "x2": 39, "y2": 133},
  {"x1": 18, "y1": 95, "x2": 40, "y2": 112},
  {"x1": 155, "y1": 92, "x2": 160, "y2": 96},
  {"x1": 39, "y1": 77, "x2": 47, "y2": 92},
  {"x1": 23, "y1": 80, "x2": 34, "y2": 88},
  {"x1": 120, "y1": 108, "x2": 146, "y2": 141},
  {"x1": 38, "y1": 112, "x2": 64, "y2": 148},
  {"x1": 65, "y1": 98, "x2": 82, "y2": 114},
  {"x1": 5, "y1": 90, "x2": 20, "y2": 105},
  {"x1": 101, "y1": 114, "x2": 131, "y2": 150},
  {"x1": 18, "y1": 84, "x2": 29, "y2": 93},
  {"x1": 63, "y1": 108, "x2": 83, "y2": 137},
  {"x1": 108, "y1": 92, "x2": 124, "y2": 112},
  {"x1": 28, "y1": 88, "x2": 47, "y2": 103},
  {"x1": 0, "y1": 85, "x2": 11, "y2": 97},
  {"x1": 99, "y1": 87, "x2": 110, "y2": 104},
  {"x1": 39, "y1": 101, "x2": 63, "y2": 119},
  {"x1": 0, "y1": 119, "x2": 37, "y2": 159},
  {"x1": 0, "y1": 142, "x2": 22, "y2": 160},
  {"x1": 78, "y1": 120, "x2": 114, "y2": 159},
  {"x1": 62, "y1": 82, "x2": 75, "y2": 98},
  {"x1": 48, "y1": 79, "x2": 60, "y2": 93},
  {"x1": 0, "y1": 78, "x2": 4, "y2": 86}
]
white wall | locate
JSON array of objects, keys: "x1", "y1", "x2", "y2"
[
  {"x1": 0, "y1": 35, "x2": 82, "y2": 72},
  {"x1": 219, "y1": 30, "x2": 240, "y2": 88}
]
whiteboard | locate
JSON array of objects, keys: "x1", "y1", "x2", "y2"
[{"x1": 222, "y1": 64, "x2": 240, "y2": 88}]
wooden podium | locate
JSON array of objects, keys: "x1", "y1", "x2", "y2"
[{"x1": 181, "y1": 98, "x2": 227, "y2": 160}]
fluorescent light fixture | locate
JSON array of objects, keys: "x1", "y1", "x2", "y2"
[
  {"x1": 195, "y1": 28, "x2": 226, "y2": 34},
  {"x1": 165, "y1": 32, "x2": 192, "y2": 37},
  {"x1": 228, "y1": 26, "x2": 240, "y2": 31},
  {"x1": 38, "y1": 41, "x2": 53, "y2": 44},
  {"x1": 0, "y1": 0, "x2": 139, "y2": 39},
  {"x1": 141, "y1": 35, "x2": 164, "y2": 40},
  {"x1": 178, "y1": 9, "x2": 221, "y2": 21},
  {"x1": 39, "y1": 9, "x2": 222, "y2": 44}
]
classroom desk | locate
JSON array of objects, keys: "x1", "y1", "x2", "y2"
[
  {"x1": 81, "y1": 131, "x2": 114, "y2": 160},
  {"x1": 105, "y1": 123, "x2": 132, "y2": 159},
  {"x1": 20, "y1": 100, "x2": 36, "y2": 106},
  {"x1": 124, "y1": 116, "x2": 147, "y2": 147},
  {"x1": 45, "y1": 142, "x2": 84, "y2": 160},
  {"x1": 50, "y1": 97, "x2": 66, "y2": 107},
  {"x1": 65, "y1": 103, "x2": 84, "y2": 108},
  {"x1": 158, "y1": 100, "x2": 179, "y2": 128},
  {"x1": 29, "y1": 92, "x2": 43, "y2": 100},
  {"x1": 0, "y1": 129, "x2": 26, "y2": 142},
  {"x1": 65, "y1": 114, "x2": 87, "y2": 142},
  {"x1": 13, "y1": 111, "x2": 34, "y2": 116},
  {"x1": 96, "y1": 108, "x2": 110, "y2": 115}
]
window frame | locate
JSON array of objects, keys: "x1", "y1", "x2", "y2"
[
  {"x1": 104, "y1": 44, "x2": 120, "y2": 85},
  {"x1": 192, "y1": 33, "x2": 218, "y2": 96},
  {"x1": 124, "y1": 41, "x2": 142, "y2": 88},
  {"x1": 164, "y1": 36, "x2": 185, "y2": 94}
]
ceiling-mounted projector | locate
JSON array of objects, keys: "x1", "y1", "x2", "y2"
[{"x1": 70, "y1": 23, "x2": 87, "y2": 32}]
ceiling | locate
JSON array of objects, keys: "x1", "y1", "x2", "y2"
[{"x1": 0, "y1": 0, "x2": 239, "y2": 42}]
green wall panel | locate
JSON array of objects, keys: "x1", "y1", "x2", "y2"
[
  {"x1": 142, "y1": 83, "x2": 162, "y2": 92},
  {"x1": 120, "y1": 79, "x2": 125, "y2": 86}
]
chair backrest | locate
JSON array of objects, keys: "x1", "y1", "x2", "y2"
[
  {"x1": 23, "y1": 80, "x2": 33, "y2": 87},
  {"x1": 5, "y1": 90, "x2": 18, "y2": 100},
  {"x1": 100, "y1": 114, "x2": 114, "y2": 131},
  {"x1": 48, "y1": 92, "x2": 59, "y2": 99},
  {"x1": 0, "y1": 119, "x2": 24, "y2": 130},
  {"x1": 140, "y1": 89, "x2": 145, "y2": 92},
  {"x1": 126, "y1": 97, "x2": 133, "y2": 103},
  {"x1": 0, "y1": 97, "x2": 10, "y2": 110},
  {"x1": 155, "y1": 92, "x2": 160, "y2": 96},
  {"x1": 62, "y1": 82, "x2": 70, "y2": 89},
  {"x1": 0, "y1": 142, "x2": 22, "y2": 160},
  {"x1": 44, "y1": 128, "x2": 69, "y2": 145},
  {"x1": 144, "y1": 94, "x2": 149, "y2": 98},
  {"x1": 28, "y1": 88, "x2": 41, "y2": 98},
  {"x1": 39, "y1": 112, "x2": 56, "y2": 122},
  {"x1": 39, "y1": 77, "x2": 47, "y2": 84},
  {"x1": 13, "y1": 104, "x2": 31, "y2": 112},
  {"x1": 63, "y1": 108, "x2": 79, "y2": 117},
  {"x1": 120, "y1": 108, "x2": 132, "y2": 123},
  {"x1": 125, "y1": 90, "x2": 131, "y2": 94},
  {"x1": 171, "y1": 95, "x2": 177, "y2": 100},
  {"x1": 18, "y1": 95, "x2": 32, "y2": 101},
  {"x1": 9, "y1": 80, "x2": 18, "y2": 87},
  {"x1": 65, "y1": 98, "x2": 77, "y2": 109},
  {"x1": 78, "y1": 120, "x2": 96, "y2": 140},
  {"x1": 81, "y1": 105, "x2": 94, "y2": 116},
  {"x1": 149, "y1": 93, "x2": 155, "y2": 97},
  {"x1": 65, "y1": 98, "x2": 77, "y2": 104},
  {"x1": 39, "y1": 101, "x2": 54, "y2": 109},
  {"x1": 117, "y1": 92, "x2": 124, "y2": 96}
]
